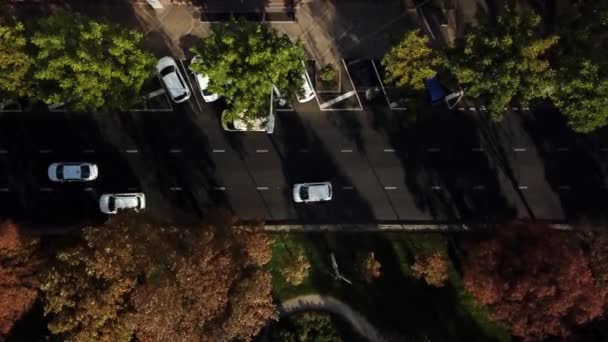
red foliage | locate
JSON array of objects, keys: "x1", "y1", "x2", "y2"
[
  {"x1": 0, "y1": 221, "x2": 39, "y2": 338},
  {"x1": 463, "y1": 222, "x2": 606, "y2": 341}
]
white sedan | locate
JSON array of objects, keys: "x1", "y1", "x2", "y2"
[
  {"x1": 293, "y1": 182, "x2": 332, "y2": 203},
  {"x1": 48, "y1": 162, "x2": 98, "y2": 182},
  {"x1": 99, "y1": 193, "x2": 145, "y2": 215},
  {"x1": 190, "y1": 56, "x2": 219, "y2": 102},
  {"x1": 156, "y1": 56, "x2": 191, "y2": 103}
]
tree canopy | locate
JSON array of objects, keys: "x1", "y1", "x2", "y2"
[
  {"x1": 40, "y1": 213, "x2": 276, "y2": 342},
  {"x1": 382, "y1": 29, "x2": 442, "y2": 90},
  {"x1": 0, "y1": 17, "x2": 33, "y2": 102},
  {"x1": 190, "y1": 18, "x2": 305, "y2": 124},
  {"x1": 446, "y1": 6, "x2": 558, "y2": 120},
  {"x1": 31, "y1": 10, "x2": 154, "y2": 111},
  {"x1": 463, "y1": 223, "x2": 606, "y2": 341}
]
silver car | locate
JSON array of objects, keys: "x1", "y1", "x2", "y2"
[
  {"x1": 99, "y1": 193, "x2": 145, "y2": 214},
  {"x1": 156, "y1": 56, "x2": 191, "y2": 103},
  {"x1": 293, "y1": 182, "x2": 332, "y2": 203},
  {"x1": 48, "y1": 162, "x2": 98, "y2": 182}
]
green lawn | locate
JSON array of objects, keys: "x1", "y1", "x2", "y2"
[{"x1": 267, "y1": 232, "x2": 511, "y2": 342}]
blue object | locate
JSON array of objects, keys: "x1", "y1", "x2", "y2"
[{"x1": 425, "y1": 77, "x2": 447, "y2": 105}]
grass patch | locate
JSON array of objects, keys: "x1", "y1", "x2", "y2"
[{"x1": 267, "y1": 232, "x2": 511, "y2": 342}]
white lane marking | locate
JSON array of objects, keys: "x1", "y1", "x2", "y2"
[
  {"x1": 256, "y1": 149, "x2": 269, "y2": 153},
  {"x1": 556, "y1": 147, "x2": 569, "y2": 152},
  {"x1": 469, "y1": 107, "x2": 476, "y2": 111},
  {"x1": 83, "y1": 149, "x2": 95, "y2": 153},
  {"x1": 558, "y1": 185, "x2": 571, "y2": 190},
  {"x1": 431, "y1": 186, "x2": 441, "y2": 190},
  {"x1": 427, "y1": 148, "x2": 440, "y2": 152},
  {"x1": 169, "y1": 149, "x2": 182, "y2": 153},
  {"x1": 125, "y1": 149, "x2": 138, "y2": 153},
  {"x1": 212, "y1": 149, "x2": 226, "y2": 153},
  {"x1": 40, "y1": 187, "x2": 53, "y2": 191},
  {"x1": 214, "y1": 186, "x2": 226, "y2": 191},
  {"x1": 513, "y1": 148, "x2": 527, "y2": 152},
  {"x1": 480, "y1": 106, "x2": 486, "y2": 111},
  {"x1": 523, "y1": 107, "x2": 530, "y2": 111},
  {"x1": 298, "y1": 148, "x2": 309, "y2": 153},
  {"x1": 340, "y1": 149, "x2": 353, "y2": 153},
  {"x1": 0, "y1": 150, "x2": 8, "y2": 154},
  {"x1": 383, "y1": 149, "x2": 395, "y2": 152},
  {"x1": 84, "y1": 187, "x2": 94, "y2": 191},
  {"x1": 256, "y1": 186, "x2": 269, "y2": 190},
  {"x1": 384, "y1": 186, "x2": 397, "y2": 190},
  {"x1": 512, "y1": 107, "x2": 519, "y2": 111},
  {"x1": 518, "y1": 186, "x2": 528, "y2": 190},
  {"x1": 342, "y1": 186, "x2": 354, "y2": 190},
  {"x1": 471, "y1": 147, "x2": 484, "y2": 152},
  {"x1": 473, "y1": 185, "x2": 485, "y2": 190},
  {"x1": 0, "y1": 188, "x2": 9, "y2": 192},
  {"x1": 457, "y1": 107, "x2": 465, "y2": 111},
  {"x1": 169, "y1": 186, "x2": 182, "y2": 191},
  {"x1": 39, "y1": 149, "x2": 52, "y2": 153}
]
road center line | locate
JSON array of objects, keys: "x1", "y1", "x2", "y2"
[
  {"x1": 256, "y1": 149, "x2": 269, "y2": 153},
  {"x1": 340, "y1": 149, "x2": 353, "y2": 153}
]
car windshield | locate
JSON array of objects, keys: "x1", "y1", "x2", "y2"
[
  {"x1": 81, "y1": 166, "x2": 90, "y2": 178},
  {"x1": 56, "y1": 166, "x2": 63, "y2": 180},
  {"x1": 107, "y1": 197, "x2": 115, "y2": 212},
  {"x1": 299, "y1": 187, "x2": 309, "y2": 200},
  {"x1": 160, "y1": 66, "x2": 175, "y2": 77},
  {"x1": 174, "y1": 92, "x2": 187, "y2": 101}
]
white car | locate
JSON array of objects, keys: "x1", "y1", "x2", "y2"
[
  {"x1": 190, "y1": 56, "x2": 219, "y2": 102},
  {"x1": 296, "y1": 67, "x2": 316, "y2": 103},
  {"x1": 99, "y1": 193, "x2": 145, "y2": 215},
  {"x1": 156, "y1": 56, "x2": 191, "y2": 103},
  {"x1": 48, "y1": 162, "x2": 98, "y2": 182},
  {"x1": 221, "y1": 110, "x2": 275, "y2": 134},
  {"x1": 293, "y1": 182, "x2": 332, "y2": 203}
]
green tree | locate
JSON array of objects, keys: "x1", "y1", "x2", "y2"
[
  {"x1": 446, "y1": 6, "x2": 558, "y2": 120},
  {"x1": 0, "y1": 16, "x2": 33, "y2": 102},
  {"x1": 31, "y1": 10, "x2": 154, "y2": 111},
  {"x1": 270, "y1": 312, "x2": 343, "y2": 342},
  {"x1": 382, "y1": 29, "x2": 442, "y2": 90},
  {"x1": 280, "y1": 244, "x2": 311, "y2": 286},
  {"x1": 191, "y1": 18, "x2": 305, "y2": 124}
]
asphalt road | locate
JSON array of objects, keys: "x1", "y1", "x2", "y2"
[{"x1": 1, "y1": 69, "x2": 607, "y2": 227}]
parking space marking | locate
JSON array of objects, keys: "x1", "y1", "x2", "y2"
[
  {"x1": 340, "y1": 149, "x2": 353, "y2": 153},
  {"x1": 513, "y1": 148, "x2": 527, "y2": 152},
  {"x1": 212, "y1": 149, "x2": 226, "y2": 153},
  {"x1": 178, "y1": 59, "x2": 203, "y2": 112},
  {"x1": 125, "y1": 149, "x2": 139, "y2": 153},
  {"x1": 39, "y1": 149, "x2": 52, "y2": 154},
  {"x1": 256, "y1": 186, "x2": 269, "y2": 190},
  {"x1": 169, "y1": 186, "x2": 182, "y2": 191},
  {"x1": 256, "y1": 149, "x2": 269, "y2": 153},
  {"x1": 384, "y1": 186, "x2": 397, "y2": 190},
  {"x1": 383, "y1": 148, "x2": 395, "y2": 152},
  {"x1": 169, "y1": 149, "x2": 182, "y2": 153},
  {"x1": 214, "y1": 186, "x2": 226, "y2": 191}
]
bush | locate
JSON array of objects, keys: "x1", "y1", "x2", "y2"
[
  {"x1": 411, "y1": 251, "x2": 448, "y2": 287},
  {"x1": 280, "y1": 245, "x2": 311, "y2": 286},
  {"x1": 319, "y1": 64, "x2": 337, "y2": 83},
  {"x1": 355, "y1": 251, "x2": 382, "y2": 283}
]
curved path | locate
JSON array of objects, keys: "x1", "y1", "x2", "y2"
[{"x1": 279, "y1": 294, "x2": 392, "y2": 342}]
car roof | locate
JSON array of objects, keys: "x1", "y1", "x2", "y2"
[
  {"x1": 112, "y1": 194, "x2": 141, "y2": 209},
  {"x1": 61, "y1": 164, "x2": 86, "y2": 179},
  {"x1": 163, "y1": 72, "x2": 187, "y2": 98},
  {"x1": 303, "y1": 183, "x2": 331, "y2": 201}
]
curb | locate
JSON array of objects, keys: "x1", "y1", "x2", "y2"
[{"x1": 264, "y1": 223, "x2": 574, "y2": 232}]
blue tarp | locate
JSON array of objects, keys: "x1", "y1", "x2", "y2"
[{"x1": 425, "y1": 77, "x2": 447, "y2": 105}]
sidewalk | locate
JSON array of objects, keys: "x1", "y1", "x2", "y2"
[{"x1": 129, "y1": 0, "x2": 417, "y2": 68}]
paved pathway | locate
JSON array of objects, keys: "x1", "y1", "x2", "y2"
[{"x1": 279, "y1": 294, "x2": 393, "y2": 342}]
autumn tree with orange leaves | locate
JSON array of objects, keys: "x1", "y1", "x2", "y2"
[
  {"x1": 0, "y1": 221, "x2": 40, "y2": 339},
  {"x1": 463, "y1": 223, "x2": 606, "y2": 341}
]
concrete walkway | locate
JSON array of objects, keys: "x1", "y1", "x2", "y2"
[{"x1": 279, "y1": 294, "x2": 392, "y2": 342}]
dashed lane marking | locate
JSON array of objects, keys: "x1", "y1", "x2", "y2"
[
  {"x1": 83, "y1": 149, "x2": 95, "y2": 153},
  {"x1": 342, "y1": 186, "x2": 354, "y2": 190},
  {"x1": 125, "y1": 149, "x2": 138, "y2": 153},
  {"x1": 340, "y1": 149, "x2": 353, "y2": 153},
  {"x1": 513, "y1": 148, "x2": 527, "y2": 152},
  {"x1": 256, "y1": 186, "x2": 269, "y2": 190},
  {"x1": 84, "y1": 187, "x2": 94, "y2": 191},
  {"x1": 0, "y1": 150, "x2": 8, "y2": 154},
  {"x1": 383, "y1": 149, "x2": 395, "y2": 152},
  {"x1": 40, "y1": 187, "x2": 53, "y2": 191},
  {"x1": 471, "y1": 147, "x2": 484, "y2": 152},
  {"x1": 39, "y1": 149, "x2": 52, "y2": 153},
  {"x1": 457, "y1": 107, "x2": 465, "y2": 111},
  {"x1": 214, "y1": 186, "x2": 226, "y2": 191},
  {"x1": 384, "y1": 186, "x2": 397, "y2": 190},
  {"x1": 427, "y1": 148, "x2": 441, "y2": 152},
  {"x1": 0, "y1": 188, "x2": 9, "y2": 192},
  {"x1": 212, "y1": 149, "x2": 226, "y2": 153},
  {"x1": 518, "y1": 186, "x2": 528, "y2": 190},
  {"x1": 169, "y1": 187, "x2": 182, "y2": 191},
  {"x1": 473, "y1": 185, "x2": 485, "y2": 190},
  {"x1": 256, "y1": 149, "x2": 269, "y2": 153},
  {"x1": 169, "y1": 149, "x2": 182, "y2": 153},
  {"x1": 469, "y1": 107, "x2": 476, "y2": 111},
  {"x1": 556, "y1": 147, "x2": 569, "y2": 152},
  {"x1": 431, "y1": 186, "x2": 441, "y2": 190}
]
